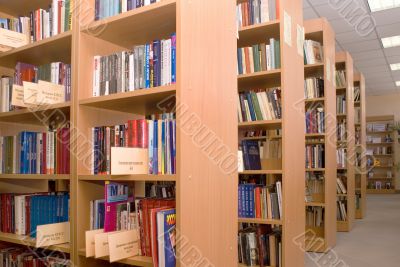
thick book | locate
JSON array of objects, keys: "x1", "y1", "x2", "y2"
[
  {"x1": 157, "y1": 208, "x2": 176, "y2": 267},
  {"x1": 242, "y1": 140, "x2": 261, "y2": 170},
  {"x1": 104, "y1": 182, "x2": 130, "y2": 232}
]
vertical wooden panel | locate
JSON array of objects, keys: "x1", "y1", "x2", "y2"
[{"x1": 177, "y1": 0, "x2": 237, "y2": 265}]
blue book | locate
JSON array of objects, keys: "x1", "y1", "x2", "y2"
[
  {"x1": 237, "y1": 48, "x2": 243, "y2": 74},
  {"x1": 153, "y1": 121, "x2": 158, "y2": 174},
  {"x1": 93, "y1": 127, "x2": 99, "y2": 174},
  {"x1": 171, "y1": 33, "x2": 176, "y2": 83},
  {"x1": 248, "y1": 185, "x2": 255, "y2": 218},
  {"x1": 145, "y1": 43, "x2": 150, "y2": 88},
  {"x1": 157, "y1": 209, "x2": 176, "y2": 267},
  {"x1": 153, "y1": 40, "x2": 160, "y2": 87},
  {"x1": 245, "y1": 92, "x2": 256, "y2": 121},
  {"x1": 238, "y1": 186, "x2": 242, "y2": 217},
  {"x1": 241, "y1": 140, "x2": 261, "y2": 170}
]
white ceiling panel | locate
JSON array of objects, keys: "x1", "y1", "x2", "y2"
[
  {"x1": 356, "y1": 57, "x2": 388, "y2": 67},
  {"x1": 340, "y1": 39, "x2": 382, "y2": 53},
  {"x1": 372, "y1": 7, "x2": 400, "y2": 25},
  {"x1": 383, "y1": 47, "x2": 400, "y2": 56},
  {"x1": 312, "y1": 4, "x2": 344, "y2": 20},
  {"x1": 329, "y1": 18, "x2": 359, "y2": 33},
  {"x1": 387, "y1": 55, "x2": 400, "y2": 63},
  {"x1": 376, "y1": 22, "x2": 400, "y2": 38},
  {"x1": 306, "y1": 0, "x2": 329, "y2": 7},
  {"x1": 336, "y1": 31, "x2": 378, "y2": 44},
  {"x1": 303, "y1": 7, "x2": 319, "y2": 20},
  {"x1": 359, "y1": 65, "x2": 390, "y2": 73},
  {"x1": 352, "y1": 49, "x2": 385, "y2": 61}
]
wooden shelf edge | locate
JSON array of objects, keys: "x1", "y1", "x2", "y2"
[
  {"x1": 238, "y1": 20, "x2": 280, "y2": 33},
  {"x1": 78, "y1": 248, "x2": 152, "y2": 266},
  {"x1": 0, "y1": 102, "x2": 71, "y2": 119},
  {"x1": 237, "y1": 69, "x2": 281, "y2": 80},
  {"x1": 0, "y1": 174, "x2": 70, "y2": 180},
  {"x1": 78, "y1": 174, "x2": 176, "y2": 181},
  {"x1": 239, "y1": 170, "x2": 282, "y2": 175},
  {"x1": 238, "y1": 218, "x2": 282, "y2": 225},
  {"x1": 0, "y1": 232, "x2": 70, "y2": 253}
]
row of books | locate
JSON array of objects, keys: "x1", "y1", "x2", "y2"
[
  {"x1": 237, "y1": 88, "x2": 282, "y2": 122},
  {"x1": 304, "y1": 77, "x2": 324, "y2": 99},
  {"x1": 237, "y1": 39, "x2": 281, "y2": 75},
  {"x1": 355, "y1": 127, "x2": 361, "y2": 145},
  {"x1": 242, "y1": 129, "x2": 281, "y2": 139},
  {"x1": 305, "y1": 144, "x2": 325, "y2": 169},
  {"x1": 337, "y1": 148, "x2": 347, "y2": 168},
  {"x1": 95, "y1": 0, "x2": 161, "y2": 20},
  {"x1": 238, "y1": 182, "x2": 282, "y2": 219},
  {"x1": 366, "y1": 135, "x2": 392, "y2": 144},
  {"x1": 337, "y1": 176, "x2": 347, "y2": 194},
  {"x1": 0, "y1": 0, "x2": 72, "y2": 43},
  {"x1": 238, "y1": 225, "x2": 282, "y2": 267},
  {"x1": 93, "y1": 34, "x2": 176, "y2": 96},
  {"x1": 367, "y1": 122, "x2": 391, "y2": 132},
  {"x1": 305, "y1": 107, "x2": 325, "y2": 134},
  {"x1": 0, "y1": 243, "x2": 70, "y2": 267},
  {"x1": 337, "y1": 119, "x2": 346, "y2": 141},
  {"x1": 337, "y1": 199, "x2": 347, "y2": 221},
  {"x1": 305, "y1": 173, "x2": 324, "y2": 202},
  {"x1": 239, "y1": 139, "x2": 282, "y2": 171},
  {"x1": 368, "y1": 181, "x2": 392, "y2": 190},
  {"x1": 0, "y1": 128, "x2": 70, "y2": 175},
  {"x1": 306, "y1": 206, "x2": 324, "y2": 227},
  {"x1": 0, "y1": 192, "x2": 69, "y2": 237},
  {"x1": 303, "y1": 40, "x2": 323, "y2": 65},
  {"x1": 336, "y1": 94, "x2": 346, "y2": 115},
  {"x1": 335, "y1": 70, "x2": 346, "y2": 88},
  {"x1": 367, "y1": 146, "x2": 392, "y2": 155},
  {"x1": 368, "y1": 171, "x2": 393, "y2": 179},
  {"x1": 236, "y1": 0, "x2": 279, "y2": 28},
  {"x1": 91, "y1": 114, "x2": 176, "y2": 175},
  {"x1": 354, "y1": 86, "x2": 360, "y2": 102},
  {"x1": 354, "y1": 106, "x2": 361, "y2": 124}
]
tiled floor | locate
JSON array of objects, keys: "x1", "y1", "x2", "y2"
[{"x1": 306, "y1": 194, "x2": 400, "y2": 267}]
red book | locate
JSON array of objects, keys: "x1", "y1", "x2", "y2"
[
  {"x1": 25, "y1": 195, "x2": 31, "y2": 235},
  {"x1": 138, "y1": 119, "x2": 148, "y2": 148},
  {"x1": 244, "y1": 47, "x2": 250, "y2": 74},
  {"x1": 128, "y1": 120, "x2": 139, "y2": 147},
  {"x1": 255, "y1": 187, "x2": 261, "y2": 218},
  {"x1": 276, "y1": 0, "x2": 280, "y2": 20},
  {"x1": 58, "y1": 1, "x2": 62, "y2": 34}
]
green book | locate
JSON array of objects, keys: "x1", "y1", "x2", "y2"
[
  {"x1": 274, "y1": 40, "x2": 281, "y2": 69},
  {"x1": 250, "y1": 91, "x2": 263, "y2": 120},
  {"x1": 65, "y1": 0, "x2": 70, "y2": 32}
]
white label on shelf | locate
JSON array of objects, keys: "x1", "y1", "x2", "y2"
[
  {"x1": 37, "y1": 80, "x2": 65, "y2": 105},
  {"x1": 85, "y1": 229, "x2": 104, "y2": 257},
  {"x1": 11, "y1": 85, "x2": 27, "y2": 107},
  {"x1": 327, "y1": 58, "x2": 331, "y2": 82},
  {"x1": 108, "y1": 230, "x2": 140, "y2": 263},
  {"x1": 36, "y1": 222, "x2": 70, "y2": 248},
  {"x1": 95, "y1": 231, "x2": 115, "y2": 258},
  {"x1": 111, "y1": 147, "x2": 148, "y2": 175},
  {"x1": 284, "y1": 11, "x2": 292, "y2": 47},
  {"x1": 23, "y1": 81, "x2": 38, "y2": 105},
  {"x1": 296, "y1": 24, "x2": 304, "y2": 57}
]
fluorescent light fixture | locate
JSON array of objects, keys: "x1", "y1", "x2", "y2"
[
  {"x1": 396, "y1": 81, "x2": 400, "y2": 86},
  {"x1": 390, "y1": 63, "x2": 400, "y2": 71},
  {"x1": 381, "y1": 35, "x2": 400, "y2": 48},
  {"x1": 368, "y1": 0, "x2": 400, "y2": 12}
]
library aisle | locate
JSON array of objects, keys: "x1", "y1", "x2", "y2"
[{"x1": 306, "y1": 194, "x2": 400, "y2": 267}]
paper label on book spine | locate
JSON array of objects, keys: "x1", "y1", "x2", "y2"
[
  {"x1": 95, "y1": 232, "x2": 113, "y2": 258},
  {"x1": 85, "y1": 229, "x2": 104, "y2": 257},
  {"x1": 37, "y1": 80, "x2": 65, "y2": 105},
  {"x1": 108, "y1": 230, "x2": 139, "y2": 262},
  {"x1": 36, "y1": 222, "x2": 70, "y2": 247},
  {"x1": 326, "y1": 58, "x2": 331, "y2": 82},
  {"x1": 283, "y1": 11, "x2": 292, "y2": 47},
  {"x1": 11, "y1": 85, "x2": 27, "y2": 107},
  {"x1": 296, "y1": 24, "x2": 304, "y2": 57},
  {"x1": 111, "y1": 147, "x2": 148, "y2": 175},
  {"x1": 23, "y1": 81, "x2": 38, "y2": 105}
]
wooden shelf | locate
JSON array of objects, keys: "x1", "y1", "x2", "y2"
[
  {"x1": 305, "y1": 97, "x2": 325, "y2": 103},
  {"x1": 337, "y1": 194, "x2": 347, "y2": 197},
  {"x1": 237, "y1": 69, "x2": 281, "y2": 90},
  {"x1": 78, "y1": 248, "x2": 152, "y2": 266},
  {"x1": 337, "y1": 113, "x2": 347, "y2": 118},
  {"x1": 366, "y1": 142, "x2": 394, "y2": 145},
  {"x1": 239, "y1": 170, "x2": 282, "y2": 175},
  {"x1": 0, "y1": 174, "x2": 70, "y2": 180},
  {"x1": 306, "y1": 168, "x2": 325, "y2": 172},
  {"x1": 238, "y1": 20, "x2": 280, "y2": 48},
  {"x1": 0, "y1": 102, "x2": 70, "y2": 125},
  {"x1": 83, "y1": 0, "x2": 176, "y2": 48},
  {"x1": 305, "y1": 133, "x2": 325, "y2": 138},
  {"x1": 367, "y1": 189, "x2": 396, "y2": 194},
  {"x1": 238, "y1": 218, "x2": 283, "y2": 225},
  {"x1": 78, "y1": 174, "x2": 176, "y2": 182},
  {"x1": 79, "y1": 85, "x2": 176, "y2": 114},
  {"x1": 305, "y1": 202, "x2": 325, "y2": 207},
  {"x1": 0, "y1": 31, "x2": 72, "y2": 68},
  {"x1": 238, "y1": 120, "x2": 282, "y2": 130},
  {"x1": 0, "y1": 1, "x2": 50, "y2": 16},
  {"x1": 336, "y1": 87, "x2": 347, "y2": 91},
  {"x1": 304, "y1": 63, "x2": 324, "y2": 77},
  {"x1": 367, "y1": 131, "x2": 392, "y2": 134},
  {"x1": 367, "y1": 177, "x2": 393, "y2": 180},
  {"x1": 240, "y1": 136, "x2": 268, "y2": 140},
  {"x1": 0, "y1": 232, "x2": 70, "y2": 253}
]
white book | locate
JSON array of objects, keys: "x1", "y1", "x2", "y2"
[
  {"x1": 122, "y1": 0, "x2": 128, "y2": 12},
  {"x1": 121, "y1": 52, "x2": 126, "y2": 92},
  {"x1": 270, "y1": 38, "x2": 275, "y2": 69},
  {"x1": 276, "y1": 181, "x2": 282, "y2": 219},
  {"x1": 260, "y1": 0, "x2": 270, "y2": 23},
  {"x1": 144, "y1": 0, "x2": 151, "y2": 6},
  {"x1": 237, "y1": 95, "x2": 243, "y2": 123},
  {"x1": 166, "y1": 38, "x2": 172, "y2": 85},
  {"x1": 93, "y1": 56, "x2": 101, "y2": 97},
  {"x1": 46, "y1": 132, "x2": 51, "y2": 174},
  {"x1": 148, "y1": 120, "x2": 154, "y2": 174},
  {"x1": 0, "y1": 137, "x2": 3, "y2": 173},
  {"x1": 256, "y1": 92, "x2": 267, "y2": 120},
  {"x1": 52, "y1": 0, "x2": 58, "y2": 36},
  {"x1": 158, "y1": 120, "x2": 162, "y2": 173},
  {"x1": 129, "y1": 53, "x2": 135, "y2": 91},
  {"x1": 244, "y1": 100, "x2": 251, "y2": 121},
  {"x1": 50, "y1": 132, "x2": 55, "y2": 174},
  {"x1": 160, "y1": 40, "x2": 165, "y2": 86},
  {"x1": 265, "y1": 45, "x2": 271, "y2": 70},
  {"x1": 90, "y1": 200, "x2": 94, "y2": 230},
  {"x1": 36, "y1": 133, "x2": 41, "y2": 174},
  {"x1": 238, "y1": 150, "x2": 244, "y2": 172}
]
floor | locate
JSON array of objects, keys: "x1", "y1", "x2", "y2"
[{"x1": 305, "y1": 194, "x2": 400, "y2": 267}]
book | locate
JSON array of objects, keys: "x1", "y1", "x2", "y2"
[
  {"x1": 337, "y1": 176, "x2": 347, "y2": 194},
  {"x1": 236, "y1": 0, "x2": 278, "y2": 27},
  {"x1": 303, "y1": 40, "x2": 323, "y2": 65},
  {"x1": 335, "y1": 70, "x2": 347, "y2": 88},
  {"x1": 94, "y1": 0, "x2": 161, "y2": 20},
  {"x1": 241, "y1": 140, "x2": 261, "y2": 170},
  {"x1": 305, "y1": 107, "x2": 325, "y2": 134},
  {"x1": 156, "y1": 208, "x2": 176, "y2": 267},
  {"x1": 305, "y1": 144, "x2": 325, "y2": 169},
  {"x1": 104, "y1": 181, "x2": 132, "y2": 232},
  {"x1": 304, "y1": 77, "x2": 324, "y2": 99},
  {"x1": 306, "y1": 206, "x2": 324, "y2": 227}
]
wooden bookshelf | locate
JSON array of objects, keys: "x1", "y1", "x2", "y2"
[
  {"x1": 354, "y1": 72, "x2": 366, "y2": 219},
  {"x1": 335, "y1": 51, "x2": 355, "y2": 232},
  {"x1": 304, "y1": 18, "x2": 337, "y2": 252},
  {"x1": 0, "y1": 232, "x2": 70, "y2": 253},
  {"x1": 366, "y1": 115, "x2": 396, "y2": 194},
  {"x1": 237, "y1": 1, "x2": 305, "y2": 266}
]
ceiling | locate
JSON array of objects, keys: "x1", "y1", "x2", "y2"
[{"x1": 304, "y1": 0, "x2": 400, "y2": 96}]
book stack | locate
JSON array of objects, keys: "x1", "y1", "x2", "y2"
[
  {"x1": 0, "y1": 243, "x2": 70, "y2": 266},
  {"x1": 0, "y1": 77, "x2": 13, "y2": 112},
  {"x1": 303, "y1": 40, "x2": 323, "y2": 65},
  {"x1": 92, "y1": 34, "x2": 176, "y2": 96},
  {"x1": 238, "y1": 182, "x2": 282, "y2": 220},
  {"x1": 354, "y1": 86, "x2": 360, "y2": 102},
  {"x1": 0, "y1": 128, "x2": 70, "y2": 174},
  {"x1": 305, "y1": 107, "x2": 325, "y2": 134},
  {"x1": 337, "y1": 198, "x2": 347, "y2": 221},
  {"x1": 0, "y1": 192, "x2": 69, "y2": 237},
  {"x1": 305, "y1": 173, "x2": 324, "y2": 202},
  {"x1": 238, "y1": 226, "x2": 281, "y2": 267},
  {"x1": 337, "y1": 119, "x2": 347, "y2": 141},
  {"x1": 304, "y1": 77, "x2": 324, "y2": 99},
  {"x1": 0, "y1": 17, "x2": 31, "y2": 36},
  {"x1": 91, "y1": 113, "x2": 176, "y2": 175},
  {"x1": 237, "y1": 88, "x2": 282, "y2": 122},
  {"x1": 237, "y1": 39, "x2": 281, "y2": 74},
  {"x1": 336, "y1": 94, "x2": 346, "y2": 114},
  {"x1": 355, "y1": 107, "x2": 361, "y2": 124},
  {"x1": 236, "y1": 0, "x2": 279, "y2": 27},
  {"x1": 240, "y1": 140, "x2": 262, "y2": 170},
  {"x1": 305, "y1": 144, "x2": 325, "y2": 169},
  {"x1": 336, "y1": 148, "x2": 347, "y2": 168},
  {"x1": 336, "y1": 177, "x2": 347, "y2": 194},
  {"x1": 94, "y1": 0, "x2": 161, "y2": 20},
  {"x1": 367, "y1": 122, "x2": 389, "y2": 132},
  {"x1": 335, "y1": 70, "x2": 346, "y2": 88},
  {"x1": 306, "y1": 207, "x2": 324, "y2": 227}
]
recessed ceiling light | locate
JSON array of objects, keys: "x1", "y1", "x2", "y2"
[
  {"x1": 390, "y1": 63, "x2": 400, "y2": 71},
  {"x1": 381, "y1": 35, "x2": 400, "y2": 48},
  {"x1": 368, "y1": 0, "x2": 400, "y2": 12},
  {"x1": 396, "y1": 81, "x2": 400, "y2": 86}
]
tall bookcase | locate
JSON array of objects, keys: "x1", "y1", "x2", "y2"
[
  {"x1": 237, "y1": 1, "x2": 305, "y2": 266},
  {"x1": 303, "y1": 18, "x2": 336, "y2": 253},
  {"x1": 0, "y1": 0, "x2": 74, "y2": 257},
  {"x1": 0, "y1": 0, "x2": 239, "y2": 266},
  {"x1": 354, "y1": 72, "x2": 366, "y2": 219},
  {"x1": 335, "y1": 51, "x2": 355, "y2": 232},
  {"x1": 366, "y1": 115, "x2": 396, "y2": 194}
]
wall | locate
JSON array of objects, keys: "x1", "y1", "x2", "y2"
[{"x1": 366, "y1": 93, "x2": 400, "y2": 190}]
